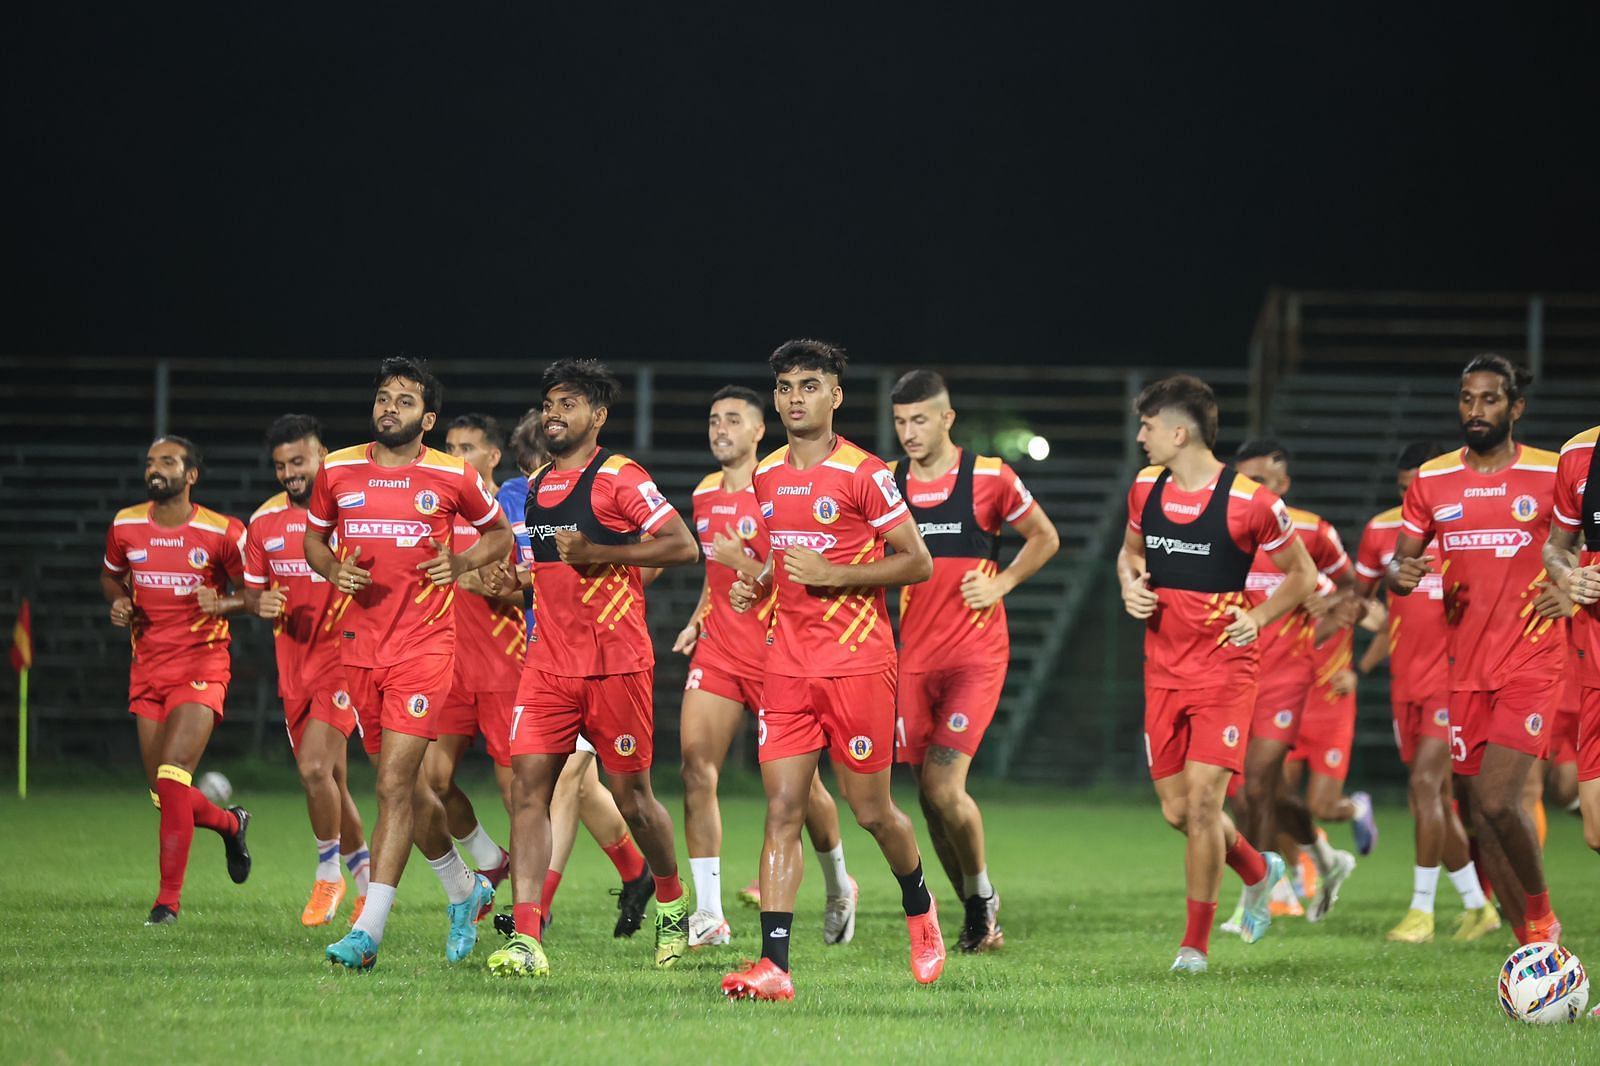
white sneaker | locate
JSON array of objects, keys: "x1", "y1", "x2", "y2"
[
  {"x1": 1219, "y1": 894, "x2": 1246, "y2": 935},
  {"x1": 1170, "y1": 946, "x2": 1208, "y2": 973},
  {"x1": 1307, "y1": 850, "x2": 1356, "y2": 923},
  {"x1": 687, "y1": 909, "x2": 731, "y2": 948},
  {"x1": 822, "y1": 876, "x2": 859, "y2": 945}
]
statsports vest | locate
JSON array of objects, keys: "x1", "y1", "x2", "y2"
[
  {"x1": 893, "y1": 450, "x2": 1000, "y2": 562},
  {"x1": 525, "y1": 449, "x2": 640, "y2": 560},
  {"x1": 1140, "y1": 465, "x2": 1254, "y2": 593}
]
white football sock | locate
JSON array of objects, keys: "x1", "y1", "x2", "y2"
[
  {"x1": 689, "y1": 856, "x2": 723, "y2": 920},
  {"x1": 343, "y1": 847, "x2": 371, "y2": 896},
  {"x1": 962, "y1": 869, "x2": 993, "y2": 900},
  {"x1": 428, "y1": 848, "x2": 476, "y2": 905},
  {"x1": 817, "y1": 843, "x2": 850, "y2": 898},
  {"x1": 1409, "y1": 865, "x2": 1440, "y2": 913},
  {"x1": 1309, "y1": 835, "x2": 1338, "y2": 876},
  {"x1": 353, "y1": 883, "x2": 397, "y2": 944},
  {"x1": 454, "y1": 823, "x2": 505, "y2": 870},
  {"x1": 314, "y1": 836, "x2": 341, "y2": 883},
  {"x1": 1448, "y1": 862, "x2": 1488, "y2": 910}
]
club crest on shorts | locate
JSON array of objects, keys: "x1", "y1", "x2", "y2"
[
  {"x1": 848, "y1": 735, "x2": 874, "y2": 760},
  {"x1": 333, "y1": 690, "x2": 351, "y2": 710},
  {"x1": 1433, "y1": 707, "x2": 1450, "y2": 728},
  {"x1": 737, "y1": 514, "x2": 759, "y2": 540},
  {"x1": 813, "y1": 496, "x2": 841, "y2": 525},
  {"x1": 186, "y1": 546, "x2": 210, "y2": 569},
  {"x1": 406, "y1": 693, "x2": 430, "y2": 718},
  {"x1": 1525, "y1": 712, "x2": 1544, "y2": 737},
  {"x1": 190, "y1": 680, "x2": 208, "y2": 690},
  {"x1": 1222, "y1": 725, "x2": 1241, "y2": 748},
  {"x1": 413, "y1": 489, "x2": 440, "y2": 516},
  {"x1": 1325, "y1": 748, "x2": 1344, "y2": 768},
  {"x1": 1511, "y1": 494, "x2": 1539, "y2": 522},
  {"x1": 613, "y1": 733, "x2": 638, "y2": 757},
  {"x1": 1273, "y1": 709, "x2": 1294, "y2": 729},
  {"x1": 947, "y1": 712, "x2": 970, "y2": 733}
]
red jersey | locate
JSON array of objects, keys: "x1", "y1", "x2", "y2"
[
  {"x1": 1356, "y1": 506, "x2": 1449, "y2": 703},
  {"x1": 1126, "y1": 465, "x2": 1295, "y2": 688},
  {"x1": 892, "y1": 451, "x2": 1037, "y2": 672},
  {"x1": 1306, "y1": 623, "x2": 1354, "y2": 713},
  {"x1": 242, "y1": 492, "x2": 351, "y2": 701},
  {"x1": 306, "y1": 444, "x2": 502, "y2": 669},
  {"x1": 691, "y1": 471, "x2": 774, "y2": 678},
  {"x1": 1553, "y1": 426, "x2": 1600, "y2": 687},
  {"x1": 103, "y1": 503, "x2": 247, "y2": 671},
  {"x1": 1400, "y1": 445, "x2": 1566, "y2": 691},
  {"x1": 1246, "y1": 507, "x2": 1351, "y2": 680},
  {"x1": 754, "y1": 437, "x2": 911, "y2": 679},
  {"x1": 525, "y1": 448, "x2": 677, "y2": 677},
  {"x1": 450, "y1": 514, "x2": 526, "y2": 692}
]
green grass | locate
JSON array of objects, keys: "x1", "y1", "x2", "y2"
[{"x1": 1, "y1": 775, "x2": 1596, "y2": 1064}]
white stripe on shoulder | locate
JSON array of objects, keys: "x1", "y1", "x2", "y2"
[
  {"x1": 1354, "y1": 561, "x2": 1383, "y2": 579},
  {"x1": 1560, "y1": 439, "x2": 1596, "y2": 457},
  {"x1": 114, "y1": 516, "x2": 147, "y2": 526},
  {"x1": 325, "y1": 457, "x2": 366, "y2": 468},
  {"x1": 1367, "y1": 519, "x2": 1403, "y2": 530},
  {"x1": 103, "y1": 557, "x2": 128, "y2": 572},
  {"x1": 868, "y1": 502, "x2": 908, "y2": 528},
  {"x1": 1512, "y1": 462, "x2": 1558, "y2": 473},
  {"x1": 1229, "y1": 489, "x2": 1256, "y2": 501}
]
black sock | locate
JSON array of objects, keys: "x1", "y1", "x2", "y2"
[
  {"x1": 897, "y1": 863, "x2": 932, "y2": 917},
  {"x1": 760, "y1": 911, "x2": 793, "y2": 971}
]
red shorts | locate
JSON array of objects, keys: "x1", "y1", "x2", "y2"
[
  {"x1": 1449, "y1": 678, "x2": 1562, "y2": 776},
  {"x1": 283, "y1": 686, "x2": 358, "y2": 753},
  {"x1": 1392, "y1": 689, "x2": 1452, "y2": 765},
  {"x1": 438, "y1": 686, "x2": 516, "y2": 767},
  {"x1": 1551, "y1": 705, "x2": 1580, "y2": 767},
  {"x1": 1579, "y1": 687, "x2": 1600, "y2": 784},
  {"x1": 760, "y1": 668, "x2": 897, "y2": 774},
  {"x1": 1250, "y1": 669, "x2": 1311, "y2": 746},
  {"x1": 895, "y1": 660, "x2": 1007, "y2": 763},
  {"x1": 510, "y1": 668, "x2": 655, "y2": 774},
  {"x1": 1290, "y1": 694, "x2": 1356, "y2": 782},
  {"x1": 685, "y1": 654, "x2": 763, "y2": 713},
  {"x1": 130, "y1": 676, "x2": 229, "y2": 723},
  {"x1": 343, "y1": 652, "x2": 454, "y2": 756},
  {"x1": 1143, "y1": 681, "x2": 1255, "y2": 780}
]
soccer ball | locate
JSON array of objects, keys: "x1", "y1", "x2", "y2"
[
  {"x1": 197, "y1": 771, "x2": 233, "y2": 806},
  {"x1": 1498, "y1": 942, "x2": 1589, "y2": 1023}
]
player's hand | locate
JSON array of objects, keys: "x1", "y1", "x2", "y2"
[
  {"x1": 456, "y1": 568, "x2": 489, "y2": 596},
  {"x1": 553, "y1": 528, "x2": 598, "y2": 565},
  {"x1": 1329, "y1": 595, "x2": 1365, "y2": 629},
  {"x1": 1531, "y1": 580, "x2": 1574, "y2": 620},
  {"x1": 711, "y1": 526, "x2": 750, "y2": 571},
  {"x1": 1359, "y1": 598, "x2": 1387, "y2": 633},
  {"x1": 1121, "y1": 571, "x2": 1158, "y2": 620},
  {"x1": 333, "y1": 546, "x2": 373, "y2": 595},
  {"x1": 1301, "y1": 591, "x2": 1333, "y2": 620},
  {"x1": 481, "y1": 561, "x2": 519, "y2": 597},
  {"x1": 1330, "y1": 668, "x2": 1358, "y2": 698},
  {"x1": 959, "y1": 568, "x2": 1006, "y2": 610},
  {"x1": 195, "y1": 586, "x2": 227, "y2": 617},
  {"x1": 1560, "y1": 563, "x2": 1600, "y2": 606},
  {"x1": 671, "y1": 620, "x2": 700, "y2": 656},
  {"x1": 255, "y1": 587, "x2": 288, "y2": 619},
  {"x1": 1220, "y1": 605, "x2": 1260, "y2": 647},
  {"x1": 1393, "y1": 554, "x2": 1434, "y2": 593},
  {"x1": 729, "y1": 575, "x2": 763, "y2": 613},
  {"x1": 417, "y1": 538, "x2": 465, "y2": 586},
  {"x1": 783, "y1": 546, "x2": 837, "y2": 587},
  {"x1": 109, "y1": 596, "x2": 135, "y2": 627}
]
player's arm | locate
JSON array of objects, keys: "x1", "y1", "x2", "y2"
[
  {"x1": 1244, "y1": 536, "x2": 1317, "y2": 633},
  {"x1": 196, "y1": 586, "x2": 246, "y2": 618},
  {"x1": 1384, "y1": 532, "x2": 1434, "y2": 597},
  {"x1": 673, "y1": 579, "x2": 711, "y2": 655},
  {"x1": 1115, "y1": 525, "x2": 1159, "y2": 620},
  {"x1": 1357, "y1": 628, "x2": 1389, "y2": 676},
  {"x1": 711, "y1": 526, "x2": 768, "y2": 581},
  {"x1": 1545, "y1": 526, "x2": 1600, "y2": 606},
  {"x1": 101, "y1": 569, "x2": 135, "y2": 627},
  {"x1": 730, "y1": 557, "x2": 775, "y2": 613},
  {"x1": 960, "y1": 503, "x2": 1060, "y2": 610},
  {"x1": 553, "y1": 513, "x2": 700, "y2": 569},
  {"x1": 418, "y1": 513, "x2": 516, "y2": 587},
  {"x1": 785, "y1": 519, "x2": 932, "y2": 589}
]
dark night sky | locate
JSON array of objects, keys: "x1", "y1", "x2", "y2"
[{"x1": 5, "y1": 8, "x2": 1599, "y2": 368}]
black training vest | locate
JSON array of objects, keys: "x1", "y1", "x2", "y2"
[
  {"x1": 1583, "y1": 442, "x2": 1600, "y2": 552},
  {"x1": 893, "y1": 450, "x2": 1000, "y2": 561},
  {"x1": 1140, "y1": 465, "x2": 1255, "y2": 593},
  {"x1": 525, "y1": 448, "x2": 640, "y2": 562}
]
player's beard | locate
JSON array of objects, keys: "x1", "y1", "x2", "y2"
[
  {"x1": 543, "y1": 415, "x2": 589, "y2": 457},
  {"x1": 373, "y1": 411, "x2": 425, "y2": 449},
  {"x1": 145, "y1": 475, "x2": 184, "y2": 502},
  {"x1": 284, "y1": 482, "x2": 314, "y2": 507},
  {"x1": 1461, "y1": 416, "x2": 1511, "y2": 453}
]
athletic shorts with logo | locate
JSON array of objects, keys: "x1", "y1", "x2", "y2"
[
  {"x1": 283, "y1": 685, "x2": 358, "y2": 752},
  {"x1": 1144, "y1": 681, "x2": 1255, "y2": 780},
  {"x1": 1449, "y1": 679, "x2": 1560, "y2": 776},
  {"x1": 895, "y1": 660, "x2": 1007, "y2": 763},
  {"x1": 437, "y1": 685, "x2": 515, "y2": 767},
  {"x1": 760, "y1": 668, "x2": 898, "y2": 774},
  {"x1": 1391, "y1": 689, "x2": 1451, "y2": 765},
  {"x1": 685, "y1": 652, "x2": 763, "y2": 714},
  {"x1": 344, "y1": 651, "x2": 454, "y2": 755},
  {"x1": 510, "y1": 668, "x2": 655, "y2": 774},
  {"x1": 129, "y1": 652, "x2": 231, "y2": 723},
  {"x1": 1290, "y1": 695, "x2": 1356, "y2": 782}
]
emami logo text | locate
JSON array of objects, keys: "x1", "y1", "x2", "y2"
[
  {"x1": 1145, "y1": 535, "x2": 1212, "y2": 556},
  {"x1": 1462, "y1": 485, "x2": 1507, "y2": 498}
]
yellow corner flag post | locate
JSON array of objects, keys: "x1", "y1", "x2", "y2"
[{"x1": 11, "y1": 600, "x2": 32, "y2": 799}]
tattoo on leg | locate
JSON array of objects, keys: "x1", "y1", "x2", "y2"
[{"x1": 929, "y1": 746, "x2": 960, "y2": 766}]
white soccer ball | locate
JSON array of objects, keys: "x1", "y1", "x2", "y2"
[
  {"x1": 197, "y1": 771, "x2": 233, "y2": 806},
  {"x1": 1499, "y1": 942, "x2": 1589, "y2": 1023}
]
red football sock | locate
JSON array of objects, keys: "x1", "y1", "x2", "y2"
[
  {"x1": 1182, "y1": 899, "x2": 1217, "y2": 954},
  {"x1": 1468, "y1": 835, "x2": 1494, "y2": 900},
  {"x1": 1513, "y1": 923, "x2": 1528, "y2": 944},
  {"x1": 1225, "y1": 836, "x2": 1268, "y2": 885},
  {"x1": 513, "y1": 902, "x2": 544, "y2": 941},
  {"x1": 1525, "y1": 890, "x2": 1552, "y2": 923},
  {"x1": 541, "y1": 869, "x2": 563, "y2": 916},
  {"x1": 653, "y1": 871, "x2": 684, "y2": 905},
  {"x1": 154, "y1": 768, "x2": 197, "y2": 910},
  {"x1": 188, "y1": 786, "x2": 236, "y2": 835},
  {"x1": 602, "y1": 835, "x2": 646, "y2": 882}
]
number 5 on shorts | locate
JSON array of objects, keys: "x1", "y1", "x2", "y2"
[{"x1": 1450, "y1": 723, "x2": 1467, "y2": 764}]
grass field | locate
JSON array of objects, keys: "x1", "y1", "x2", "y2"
[{"x1": 2, "y1": 771, "x2": 1596, "y2": 1064}]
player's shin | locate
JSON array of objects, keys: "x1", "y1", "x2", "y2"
[{"x1": 154, "y1": 765, "x2": 198, "y2": 909}]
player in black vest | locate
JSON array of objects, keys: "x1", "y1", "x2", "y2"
[{"x1": 889, "y1": 370, "x2": 1059, "y2": 954}]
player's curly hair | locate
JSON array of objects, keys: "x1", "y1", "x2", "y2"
[
  {"x1": 508, "y1": 408, "x2": 547, "y2": 473},
  {"x1": 770, "y1": 338, "x2": 848, "y2": 378},
  {"x1": 1461, "y1": 353, "x2": 1533, "y2": 403},
  {"x1": 264, "y1": 413, "x2": 322, "y2": 451},
  {"x1": 376, "y1": 356, "x2": 443, "y2": 413},
  {"x1": 1134, "y1": 374, "x2": 1219, "y2": 449},
  {"x1": 1396, "y1": 440, "x2": 1445, "y2": 470},
  {"x1": 449, "y1": 412, "x2": 506, "y2": 452},
  {"x1": 542, "y1": 358, "x2": 620, "y2": 411}
]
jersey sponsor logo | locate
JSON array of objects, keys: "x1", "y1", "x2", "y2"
[
  {"x1": 1273, "y1": 709, "x2": 1295, "y2": 729},
  {"x1": 269, "y1": 559, "x2": 314, "y2": 578},
  {"x1": 1271, "y1": 499, "x2": 1292, "y2": 534},
  {"x1": 613, "y1": 733, "x2": 638, "y2": 757},
  {"x1": 127, "y1": 548, "x2": 149, "y2": 563},
  {"x1": 1163, "y1": 500, "x2": 1203, "y2": 517},
  {"x1": 847, "y1": 735, "x2": 874, "y2": 761},
  {"x1": 1432, "y1": 707, "x2": 1450, "y2": 728},
  {"x1": 332, "y1": 689, "x2": 352, "y2": 710},
  {"x1": 532, "y1": 522, "x2": 580, "y2": 540},
  {"x1": 369, "y1": 477, "x2": 410, "y2": 489},
  {"x1": 287, "y1": 522, "x2": 306, "y2": 533},
  {"x1": 342, "y1": 518, "x2": 431, "y2": 547},
  {"x1": 1417, "y1": 572, "x2": 1444, "y2": 599},
  {"x1": 1222, "y1": 725, "x2": 1240, "y2": 748},
  {"x1": 918, "y1": 521, "x2": 963, "y2": 537},
  {"x1": 770, "y1": 530, "x2": 839, "y2": 551},
  {"x1": 1324, "y1": 747, "x2": 1343, "y2": 768},
  {"x1": 406, "y1": 694, "x2": 430, "y2": 718},
  {"x1": 1512, "y1": 494, "x2": 1539, "y2": 522},
  {"x1": 712, "y1": 504, "x2": 739, "y2": 516},
  {"x1": 1145, "y1": 534, "x2": 1212, "y2": 557},
  {"x1": 736, "y1": 515, "x2": 759, "y2": 540},
  {"x1": 1525, "y1": 713, "x2": 1544, "y2": 737},
  {"x1": 1246, "y1": 571, "x2": 1283, "y2": 592},
  {"x1": 150, "y1": 536, "x2": 184, "y2": 548},
  {"x1": 413, "y1": 489, "x2": 440, "y2": 515},
  {"x1": 638, "y1": 481, "x2": 668, "y2": 511},
  {"x1": 337, "y1": 492, "x2": 367, "y2": 509},
  {"x1": 777, "y1": 484, "x2": 811, "y2": 496},
  {"x1": 947, "y1": 712, "x2": 970, "y2": 734},
  {"x1": 873, "y1": 469, "x2": 903, "y2": 507},
  {"x1": 760, "y1": 501, "x2": 775, "y2": 519},
  {"x1": 1432, "y1": 503, "x2": 1465, "y2": 522},
  {"x1": 1462, "y1": 484, "x2": 1507, "y2": 498},
  {"x1": 1440, "y1": 528, "x2": 1533, "y2": 557},
  {"x1": 695, "y1": 517, "x2": 710, "y2": 533},
  {"x1": 132, "y1": 570, "x2": 204, "y2": 592},
  {"x1": 538, "y1": 479, "x2": 570, "y2": 494},
  {"x1": 452, "y1": 524, "x2": 474, "y2": 538},
  {"x1": 812, "y1": 496, "x2": 841, "y2": 524},
  {"x1": 911, "y1": 490, "x2": 949, "y2": 505},
  {"x1": 264, "y1": 535, "x2": 286, "y2": 552}
]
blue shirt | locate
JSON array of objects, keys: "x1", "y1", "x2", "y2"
[{"x1": 496, "y1": 476, "x2": 535, "y2": 631}]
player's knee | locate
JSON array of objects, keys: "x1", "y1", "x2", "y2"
[
  {"x1": 919, "y1": 776, "x2": 965, "y2": 815},
  {"x1": 851, "y1": 803, "x2": 894, "y2": 837},
  {"x1": 680, "y1": 756, "x2": 718, "y2": 797},
  {"x1": 1159, "y1": 797, "x2": 1189, "y2": 832}
]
